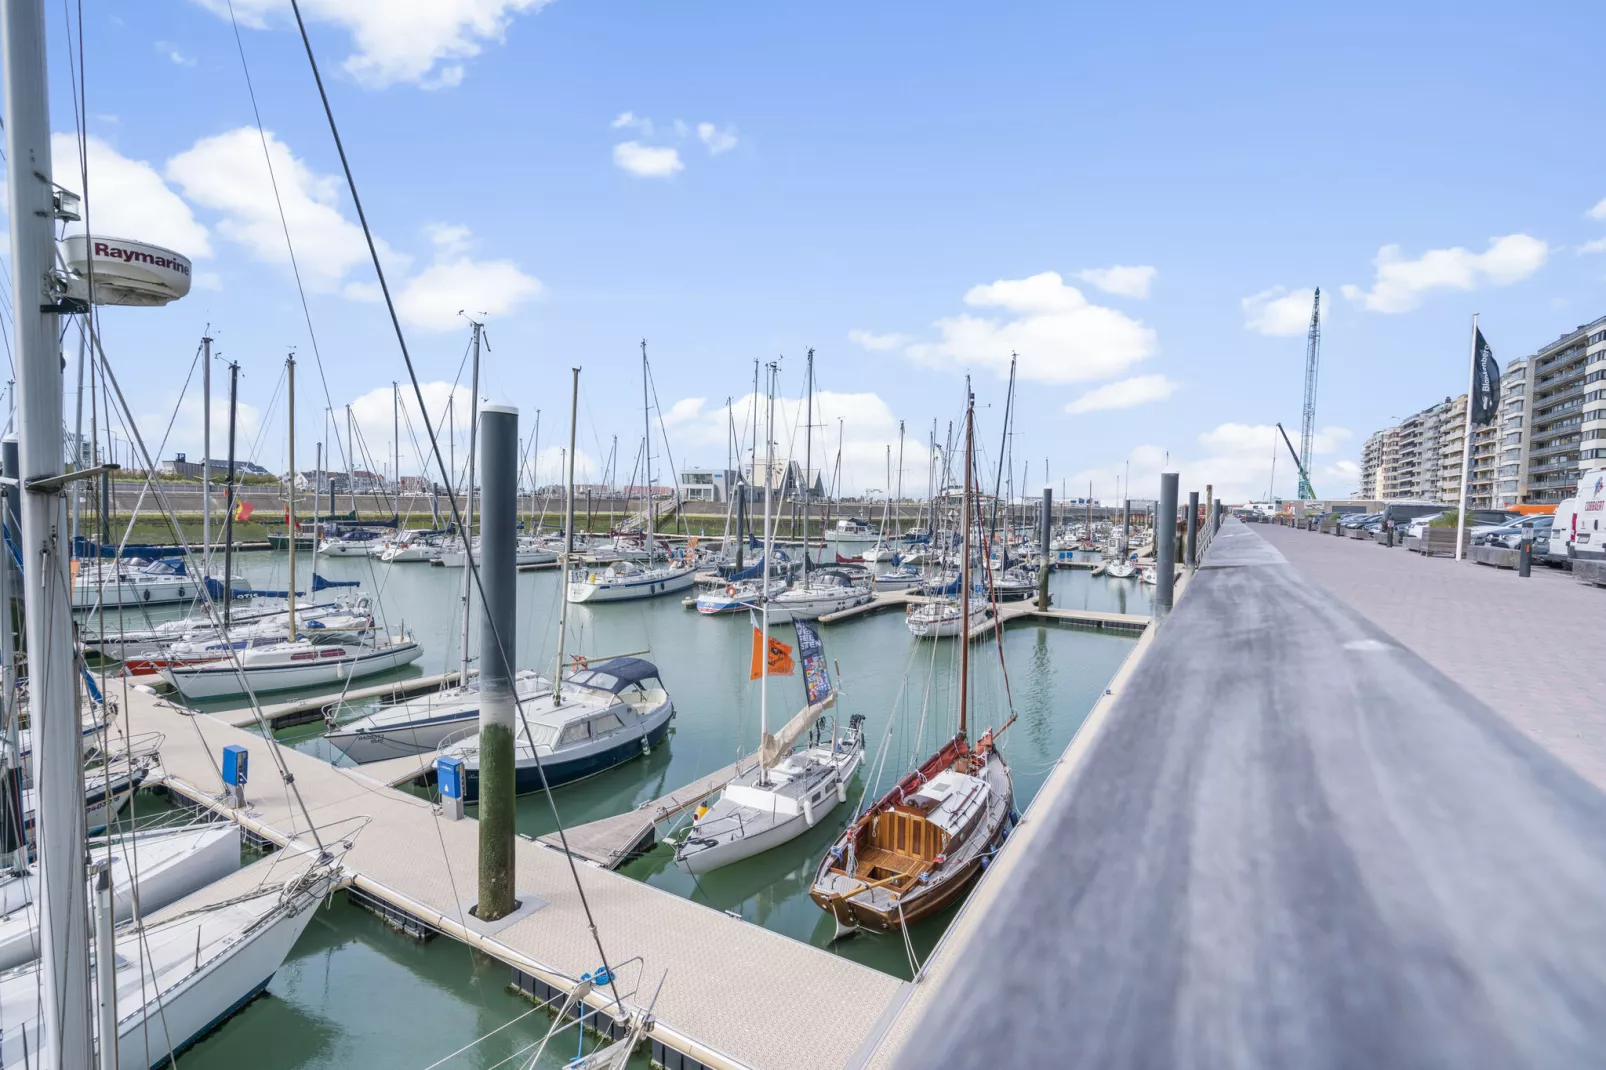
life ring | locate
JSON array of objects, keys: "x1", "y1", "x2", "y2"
[{"x1": 724, "y1": 584, "x2": 736, "y2": 597}]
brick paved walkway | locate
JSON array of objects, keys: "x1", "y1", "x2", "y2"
[{"x1": 1260, "y1": 524, "x2": 1606, "y2": 790}]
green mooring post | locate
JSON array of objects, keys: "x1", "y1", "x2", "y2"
[
  {"x1": 477, "y1": 403, "x2": 519, "y2": 921},
  {"x1": 1037, "y1": 486, "x2": 1052, "y2": 610}
]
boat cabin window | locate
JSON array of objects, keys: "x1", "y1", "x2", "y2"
[
  {"x1": 591, "y1": 712, "x2": 624, "y2": 734},
  {"x1": 559, "y1": 721, "x2": 591, "y2": 746},
  {"x1": 617, "y1": 678, "x2": 661, "y2": 703},
  {"x1": 570, "y1": 670, "x2": 619, "y2": 691},
  {"x1": 523, "y1": 724, "x2": 560, "y2": 750}
]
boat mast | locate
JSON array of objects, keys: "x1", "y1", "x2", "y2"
[
  {"x1": 202, "y1": 330, "x2": 212, "y2": 571},
  {"x1": 460, "y1": 319, "x2": 482, "y2": 678},
  {"x1": 554, "y1": 368, "x2": 579, "y2": 706},
  {"x1": 641, "y1": 339, "x2": 654, "y2": 566},
  {"x1": 4, "y1": 0, "x2": 92, "y2": 1049},
  {"x1": 392, "y1": 381, "x2": 399, "y2": 520},
  {"x1": 802, "y1": 348, "x2": 813, "y2": 582},
  {"x1": 287, "y1": 355, "x2": 298, "y2": 641},
  {"x1": 346, "y1": 402, "x2": 355, "y2": 517},
  {"x1": 893, "y1": 421, "x2": 904, "y2": 539},
  {"x1": 759, "y1": 361, "x2": 776, "y2": 788},
  {"x1": 959, "y1": 385, "x2": 973, "y2": 740},
  {"x1": 222, "y1": 361, "x2": 240, "y2": 628}
]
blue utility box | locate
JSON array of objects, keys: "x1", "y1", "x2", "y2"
[
  {"x1": 222, "y1": 744, "x2": 249, "y2": 806},
  {"x1": 436, "y1": 755, "x2": 465, "y2": 820}
]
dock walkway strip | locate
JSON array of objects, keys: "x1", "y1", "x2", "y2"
[
  {"x1": 878, "y1": 518, "x2": 1606, "y2": 1068},
  {"x1": 1259, "y1": 522, "x2": 1606, "y2": 789},
  {"x1": 121, "y1": 688, "x2": 904, "y2": 1070}
]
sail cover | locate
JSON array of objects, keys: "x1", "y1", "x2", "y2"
[{"x1": 759, "y1": 695, "x2": 836, "y2": 769}]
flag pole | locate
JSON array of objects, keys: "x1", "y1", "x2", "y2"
[{"x1": 1454, "y1": 312, "x2": 1478, "y2": 561}]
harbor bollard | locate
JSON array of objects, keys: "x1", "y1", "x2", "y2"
[
  {"x1": 1185, "y1": 491, "x2": 1198, "y2": 568},
  {"x1": 1519, "y1": 523, "x2": 1533, "y2": 578}
]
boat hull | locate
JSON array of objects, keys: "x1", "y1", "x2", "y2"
[
  {"x1": 460, "y1": 706, "x2": 673, "y2": 800},
  {"x1": 567, "y1": 568, "x2": 695, "y2": 603},
  {"x1": 161, "y1": 642, "x2": 424, "y2": 700}
]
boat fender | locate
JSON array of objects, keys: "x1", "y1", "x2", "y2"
[
  {"x1": 640, "y1": 734, "x2": 651, "y2": 756},
  {"x1": 141, "y1": 589, "x2": 152, "y2": 603},
  {"x1": 836, "y1": 779, "x2": 847, "y2": 803},
  {"x1": 802, "y1": 795, "x2": 815, "y2": 827}
]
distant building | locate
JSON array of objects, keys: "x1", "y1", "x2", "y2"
[
  {"x1": 679, "y1": 468, "x2": 739, "y2": 502},
  {"x1": 295, "y1": 470, "x2": 350, "y2": 495},
  {"x1": 160, "y1": 453, "x2": 272, "y2": 479}
]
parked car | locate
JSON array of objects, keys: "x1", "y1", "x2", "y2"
[{"x1": 1402, "y1": 512, "x2": 1444, "y2": 540}]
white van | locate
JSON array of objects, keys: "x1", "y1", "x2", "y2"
[{"x1": 1570, "y1": 468, "x2": 1606, "y2": 562}]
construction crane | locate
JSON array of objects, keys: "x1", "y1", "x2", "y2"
[
  {"x1": 1276, "y1": 422, "x2": 1314, "y2": 500},
  {"x1": 1297, "y1": 288, "x2": 1321, "y2": 499}
]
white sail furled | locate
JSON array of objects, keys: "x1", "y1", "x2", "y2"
[{"x1": 759, "y1": 695, "x2": 836, "y2": 768}]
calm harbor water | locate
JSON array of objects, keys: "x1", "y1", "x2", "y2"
[{"x1": 104, "y1": 553, "x2": 1146, "y2": 1067}]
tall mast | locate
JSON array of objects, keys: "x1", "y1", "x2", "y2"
[
  {"x1": 802, "y1": 348, "x2": 813, "y2": 581},
  {"x1": 460, "y1": 320, "x2": 482, "y2": 678},
  {"x1": 642, "y1": 339, "x2": 654, "y2": 565},
  {"x1": 4, "y1": 0, "x2": 92, "y2": 1048},
  {"x1": 392, "y1": 381, "x2": 399, "y2": 519},
  {"x1": 287, "y1": 355, "x2": 298, "y2": 641},
  {"x1": 555, "y1": 368, "x2": 579, "y2": 705},
  {"x1": 893, "y1": 421, "x2": 904, "y2": 539},
  {"x1": 759, "y1": 361, "x2": 776, "y2": 787},
  {"x1": 959, "y1": 385, "x2": 974, "y2": 740},
  {"x1": 345, "y1": 402, "x2": 354, "y2": 516},
  {"x1": 202, "y1": 330, "x2": 212, "y2": 571},
  {"x1": 222, "y1": 362, "x2": 240, "y2": 628}
]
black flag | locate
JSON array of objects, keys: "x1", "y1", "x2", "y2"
[{"x1": 1471, "y1": 328, "x2": 1500, "y2": 427}]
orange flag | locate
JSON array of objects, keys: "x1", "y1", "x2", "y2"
[
  {"x1": 235, "y1": 501, "x2": 255, "y2": 521},
  {"x1": 750, "y1": 625, "x2": 795, "y2": 679}
]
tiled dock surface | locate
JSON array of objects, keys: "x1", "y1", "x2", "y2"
[
  {"x1": 1260, "y1": 524, "x2": 1606, "y2": 789},
  {"x1": 121, "y1": 687, "x2": 905, "y2": 1070}
]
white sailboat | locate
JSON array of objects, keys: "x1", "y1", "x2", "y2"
[
  {"x1": 674, "y1": 364, "x2": 864, "y2": 874},
  {"x1": 567, "y1": 342, "x2": 693, "y2": 603},
  {"x1": 324, "y1": 669, "x2": 550, "y2": 764},
  {"x1": 906, "y1": 596, "x2": 990, "y2": 638}
]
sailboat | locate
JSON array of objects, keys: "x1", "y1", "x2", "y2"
[
  {"x1": 567, "y1": 342, "x2": 694, "y2": 603},
  {"x1": 768, "y1": 351, "x2": 872, "y2": 621},
  {"x1": 811, "y1": 389, "x2": 1016, "y2": 935},
  {"x1": 674, "y1": 366, "x2": 864, "y2": 874},
  {"x1": 161, "y1": 356, "x2": 421, "y2": 701}
]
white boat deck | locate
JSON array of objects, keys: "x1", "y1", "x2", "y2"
[{"x1": 122, "y1": 687, "x2": 905, "y2": 1070}]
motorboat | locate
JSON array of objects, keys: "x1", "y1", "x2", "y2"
[
  {"x1": 860, "y1": 542, "x2": 898, "y2": 564},
  {"x1": 440, "y1": 657, "x2": 674, "y2": 797},
  {"x1": 324, "y1": 669, "x2": 551, "y2": 764},
  {"x1": 906, "y1": 598, "x2": 990, "y2": 638},
  {"x1": 566, "y1": 560, "x2": 695, "y2": 603},
  {"x1": 674, "y1": 712, "x2": 864, "y2": 874},
  {"x1": 0, "y1": 822, "x2": 242, "y2": 970},
  {"x1": 161, "y1": 632, "x2": 424, "y2": 701},
  {"x1": 822, "y1": 517, "x2": 882, "y2": 557}
]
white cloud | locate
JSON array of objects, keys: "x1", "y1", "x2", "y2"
[
  {"x1": 194, "y1": 271, "x2": 223, "y2": 291},
  {"x1": 848, "y1": 329, "x2": 911, "y2": 351},
  {"x1": 1340, "y1": 234, "x2": 1548, "y2": 313},
  {"x1": 610, "y1": 111, "x2": 652, "y2": 135},
  {"x1": 673, "y1": 119, "x2": 689, "y2": 138},
  {"x1": 660, "y1": 397, "x2": 706, "y2": 427},
  {"x1": 347, "y1": 380, "x2": 483, "y2": 479},
  {"x1": 696, "y1": 122, "x2": 738, "y2": 155},
  {"x1": 613, "y1": 141, "x2": 683, "y2": 178},
  {"x1": 157, "y1": 41, "x2": 197, "y2": 67},
  {"x1": 1076, "y1": 265, "x2": 1156, "y2": 299},
  {"x1": 903, "y1": 271, "x2": 1157, "y2": 384},
  {"x1": 396, "y1": 252, "x2": 542, "y2": 331},
  {"x1": 1579, "y1": 237, "x2": 1606, "y2": 256},
  {"x1": 1064, "y1": 374, "x2": 1176, "y2": 414},
  {"x1": 1590, "y1": 197, "x2": 1606, "y2": 222},
  {"x1": 141, "y1": 390, "x2": 263, "y2": 469},
  {"x1": 165, "y1": 127, "x2": 405, "y2": 289},
  {"x1": 423, "y1": 222, "x2": 473, "y2": 257},
  {"x1": 51, "y1": 134, "x2": 211, "y2": 257},
  {"x1": 1071, "y1": 422, "x2": 1355, "y2": 505},
  {"x1": 194, "y1": 0, "x2": 551, "y2": 90},
  {"x1": 1242, "y1": 285, "x2": 1317, "y2": 336}
]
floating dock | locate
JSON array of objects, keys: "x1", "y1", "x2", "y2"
[
  {"x1": 121, "y1": 686, "x2": 906, "y2": 1070},
  {"x1": 817, "y1": 589, "x2": 1148, "y2": 636}
]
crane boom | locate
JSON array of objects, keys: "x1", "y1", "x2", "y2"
[
  {"x1": 1276, "y1": 421, "x2": 1313, "y2": 498},
  {"x1": 1297, "y1": 288, "x2": 1321, "y2": 499}
]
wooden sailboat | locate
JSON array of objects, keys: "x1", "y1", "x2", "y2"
[{"x1": 809, "y1": 390, "x2": 1015, "y2": 935}]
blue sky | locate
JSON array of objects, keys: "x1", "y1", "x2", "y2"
[{"x1": 25, "y1": 1, "x2": 1606, "y2": 502}]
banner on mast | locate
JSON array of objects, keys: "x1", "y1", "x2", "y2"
[
  {"x1": 749, "y1": 613, "x2": 795, "y2": 679},
  {"x1": 793, "y1": 618, "x2": 832, "y2": 706},
  {"x1": 1471, "y1": 328, "x2": 1501, "y2": 427}
]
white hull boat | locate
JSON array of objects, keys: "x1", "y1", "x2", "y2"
[
  {"x1": 0, "y1": 823, "x2": 241, "y2": 970},
  {"x1": 872, "y1": 568, "x2": 921, "y2": 591},
  {"x1": 325, "y1": 669, "x2": 551, "y2": 764},
  {"x1": 906, "y1": 600, "x2": 989, "y2": 638},
  {"x1": 1107, "y1": 561, "x2": 1136, "y2": 579},
  {"x1": 317, "y1": 534, "x2": 385, "y2": 556},
  {"x1": 766, "y1": 578, "x2": 873, "y2": 621},
  {"x1": 567, "y1": 563, "x2": 695, "y2": 603},
  {"x1": 0, "y1": 861, "x2": 337, "y2": 1070},
  {"x1": 71, "y1": 565, "x2": 204, "y2": 610},
  {"x1": 675, "y1": 715, "x2": 864, "y2": 874},
  {"x1": 81, "y1": 600, "x2": 355, "y2": 661},
  {"x1": 694, "y1": 579, "x2": 785, "y2": 615},
  {"x1": 378, "y1": 539, "x2": 440, "y2": 563},
  {"x1": 161, "y1": 635, "x2": 424, "y2": 701}
]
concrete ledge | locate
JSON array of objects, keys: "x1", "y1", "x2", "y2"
[
  {"x1": 1576, "y1": 560, "x2": 1606, "y2": 588},
  {"x1": 1471, "y1": 545, "x2": 1521, "y2": 569}
]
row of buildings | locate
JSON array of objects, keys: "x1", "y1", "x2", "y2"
[{"x1": 1359, "y1": 313, "x2": 1606, "y2": 508}]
